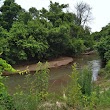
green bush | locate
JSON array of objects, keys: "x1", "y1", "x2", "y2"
[
  {"x1": 79, "y1": 66, "x2": 92, "y2": 96},
  {"x1": 105, "y1": 60, "x2": 110, "y2": 71},
  {"x1": 98, "y1": 68, "x2": 107, "y2": 77},
  {"x1": 0, "y1": 58, "x2": 16, "y2": 110},
  {"x1": 97, "y1": 89, "x2": 110, "y2": 109},
  {"x1": 99, "y1": 60, "x2": 110, "y2": 79},
  {"x1": 66, "y1": 64, "x2": 83, "y2": 109},
  {"x1": 13, "y1": 62, "x2": 49, "y2": 110},
  {"x1": 65, "y1": 64, "x2": 99, "y2": 110}
]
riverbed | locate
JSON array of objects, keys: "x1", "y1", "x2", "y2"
[{"x1": 5, "y1": 53, "x2": 101, "y2": 94}]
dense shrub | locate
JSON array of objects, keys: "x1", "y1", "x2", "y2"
[
  {"x1": 79, "y1": 66, "x2": 92, "y2": 96},
  {"x1": 0, "y1": 0, "x2": 93, "y2": 64},
  {"x1": 0, "y1": 58, "x2": 16, "y2": 110}
]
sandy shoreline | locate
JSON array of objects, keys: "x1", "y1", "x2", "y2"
[{"x1": 3, "y1": 57, "x2": 73, "y2": 75}]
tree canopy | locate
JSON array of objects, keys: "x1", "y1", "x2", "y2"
[
  {"x1": 93, "y1": 24, "x2": 110, "y2": 62},
  {"x1": 0, "y1": 0, "x2": 93, "y2": 64}
]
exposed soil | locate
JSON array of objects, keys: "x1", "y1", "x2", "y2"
[
  {"x1": 3, "y1": 57, "x2": 73, "y2": 75},
  {"x1": 82, "y1": 50, "x2": 96, "y2": 55}
]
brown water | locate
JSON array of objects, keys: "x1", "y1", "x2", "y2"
[{"x1": 5, "y1": 53, "x2": 101, "y2": 94}]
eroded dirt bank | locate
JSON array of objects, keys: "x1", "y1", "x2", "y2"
[{"x1": 4, "y1": 57, "x2": 73, "y2": 75}]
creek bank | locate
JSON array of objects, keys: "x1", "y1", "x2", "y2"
[
  {"x1": 3, "y1": 51, "x2": 99, "y2": 76},
  {"x1": 3, "y1": 57, "x2": 73, "y2": 75},
  {"x1": 82, "y1": 50, "x2": 96, "y2": 55}
]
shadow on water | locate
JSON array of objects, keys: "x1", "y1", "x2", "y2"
[{"x1": 5, "y1": 53, "x2": 101, "y2": 94}]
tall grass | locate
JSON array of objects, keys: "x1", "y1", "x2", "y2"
[
  {"x1": 65, "y1": 64, "x2": 99, "y2": 110},
  {"x1": 1, "y1": 62, "x2": 110, "y2": 110},
  {"x1": 13, "y1": 62, "x2": 50, "y2": 110}
]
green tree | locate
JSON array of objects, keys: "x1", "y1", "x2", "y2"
[
  {"x1": 0, "y1": 0, "x2": 21, "y2": 31},
  {"x1": 4, "y1": 21, "x2": 49, "y2": 64},
  {"x1": 0, "y1": 1, "x2": 93, "y2": 64},
  {"x1": 97, "y1": 36, "x2": 110, "y2": 62},
  {"x1": 17, "y1": 10, "x2": 32, "y2": 24},
  {"x1": 47, "y1": 25, "x2": 71, "y2": 57},
  {"x1": 40, "y1": 1, "x2": 69, "y2": 27},
  {"x1": 29, "y1": 7, "x2": 39, "y2": 19},
  {"x1": 0, "y1": 27, "x2": 9, "y2": 54}
]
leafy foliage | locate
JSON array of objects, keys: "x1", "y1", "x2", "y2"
[
  {"x1": 0, "y1": 58, "x2": 16, "y2": 110},
  {"x1": 79, "y1": 66, "x2": 92, "y2": 96},
  {"x1": 66, "y1": 64, "x2": 83, "y2": 108},
  {"x1": 0, "y1": 61, "x2": 106, "y2": 110},
  {"x1": 0, "y1": 0, "x2": 93, "y2": 64},
  {"x1": 0, "y1": 0, "x2": 22, "y2": 31},
  {"x1": 0, "y1": 27, "x2": 9, "y2": 55},
  {"x1": 92, "y1": 23, "x2": 110, "y2": 62},
  {"x1": 13, "y1": 62, "x2": 49, "y2": 110},
  {"x1": 64, "y1": 64, "x2": 99, "y2": 109},
  {"x1": 97, "y1": 36, "x2": 110, "y2": 62}
]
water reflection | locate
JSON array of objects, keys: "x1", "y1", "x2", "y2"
[
  {"x1": 88, "y1": 60, "x2": 101, "y2": 81},
  {"x1": 5, "y1": 53, "x2": 101, "y2": 93},
  {"x1": 48, "y1": 53, "x2": 101, "y2": 92}
]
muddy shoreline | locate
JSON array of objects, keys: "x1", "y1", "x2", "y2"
[{"x1": 3, "y1": 57, "x2": 73, "y2": 75}]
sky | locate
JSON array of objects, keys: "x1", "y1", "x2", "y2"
[{"x1": 15, "y1": 0, "x2": 110, "y2": 32}]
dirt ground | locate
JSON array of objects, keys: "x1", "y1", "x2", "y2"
[{"x1": 4, "y1": 57, "x2": 73, "y2": 75}]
